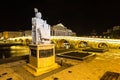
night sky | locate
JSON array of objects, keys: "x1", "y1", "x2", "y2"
[{"x1": 0, "y1": 1, "x2": 120, "y2": 36}]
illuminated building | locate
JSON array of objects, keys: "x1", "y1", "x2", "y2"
[
  {"x1": 51, "y1": 23, "x2": 76, "y2": 36},
  {"x1": 24, "y1": 30, "x2": 31, "y2": 36},
  {"x1": 2, "y1": 31, "x2": 22, "y2": 39},
  {"x1": 107, "y1": 29, "x2": 112, "y2": 33},
  {"x1": 0, "y1": 23, "x2": 76, "y2": 39},
  {"x1": 113, "y1": 26, "x2": 120, "y2": 31}
]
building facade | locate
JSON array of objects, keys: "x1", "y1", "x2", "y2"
[
  {"x1": 113, "y1": 26, "x2": 120, "y2": 31},
  {"x1": 24, "y1": 30, "x2": 31, "y2": 36},
  {"x1": 0, "y1": 23, "x2": 76, "y2": 39},
  {"x1": 2, "y1": 31, "x2": 22, "y2": 39},
  {"x1": 51, "y1": 23, "x2": 76, "y2": 36}
]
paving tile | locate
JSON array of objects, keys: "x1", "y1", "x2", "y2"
[{"x1": 0, "y1": 72, "x2": 24, "y2": 80}]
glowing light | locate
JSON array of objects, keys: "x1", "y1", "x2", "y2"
[{"x1": 9, "y1": 36, "x2": 120, "y2": 49}]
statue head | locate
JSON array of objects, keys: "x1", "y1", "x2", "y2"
[
  {"x1": 36, "y1": 12, "x2": 42, "y2": 18},
  {"x1": 34, "y1": 8, "x2": 42, "y2": 18}
]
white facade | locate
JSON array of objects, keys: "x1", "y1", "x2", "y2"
[{"x1": 51, "y1": 23, "x2": 75, "y2": 36}]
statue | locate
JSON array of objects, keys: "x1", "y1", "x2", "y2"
[
  {"x1": 32, "y1": 8, "x2": 51, "y2": 44},
  {"x1": 24, "y1": 8, "x2": 59, "y2": 77}
]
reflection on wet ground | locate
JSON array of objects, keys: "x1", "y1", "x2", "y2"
[{"x1": 0, "y1": 43, "x2": 30, "y2": 58}]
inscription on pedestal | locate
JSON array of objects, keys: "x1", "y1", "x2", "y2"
[{"x1": 39, "y1": 49, "x2": 53, "y2": 58}]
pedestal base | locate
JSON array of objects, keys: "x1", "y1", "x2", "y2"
[
  {"x1": 24, "y1": 44, "x2": 60, "y2": 76},
  {"x1": 24, "y1": 63, "x2": 60, "y2": 76}
]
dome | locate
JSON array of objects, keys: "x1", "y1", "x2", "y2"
[{"x1": 56, "y1": 23, "x2": 64, "y2": 27}]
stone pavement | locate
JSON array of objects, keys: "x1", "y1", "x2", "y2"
[
  {"x1": 0, "y1": 60, "x2": 25, "y2": 80},
  {"x1": 43, "y1": 49, "x2": 120, "y2": 80},
  {"x1": 0, "y1": 49, "x2": 120, "y2": 80}
]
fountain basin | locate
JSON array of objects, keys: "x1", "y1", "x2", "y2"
[{"x1": 56, "y1": 51, "x2": 96, "y2": 60}]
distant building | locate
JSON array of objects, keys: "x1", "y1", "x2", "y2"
[
  {"x1": 2, "y1": 31, "x2": 22, "y2": 39},
  {"x1": 0, "y1": 23, "x2": 76, "y2": 39},
  {"x1": 51, "y1": 23, "x2": 76, "y2": 36},
  {"x1": 0, "y1": 32, "x2": 3, "y2": 38},
  {"x1": 113, "y1": 26, "x2": 120, "y2": 31},
  {"x1": 90, "y1": 29, "x2": 97, "y2": 36},
  {"x1": 72, "y1": 32, "x2": 76, "y2": 36},
  {"x1": 102, "y1": 26, "x2": 120, "y2": 39},
  {"x1": 107, "y1": 29, "x2": 112, "y2": 33},
  {"x1": 24, "y1": 30, "x2": 31, "y2": 36},
  {"x1": 103, "y1": 32, "x2": 107, "y2": 35}
]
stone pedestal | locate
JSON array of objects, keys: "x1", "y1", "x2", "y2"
[{"x1": 24, "y1": 44, "x2": 59, "y2": 76}]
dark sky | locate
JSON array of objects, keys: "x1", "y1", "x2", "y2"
[{"x1": 0, "y1": 1, "x2": 120, "y2": 36}]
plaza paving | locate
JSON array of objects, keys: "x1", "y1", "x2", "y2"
[{"x1": 0, "y1": 49, "x2": 120, "y2": 80}]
